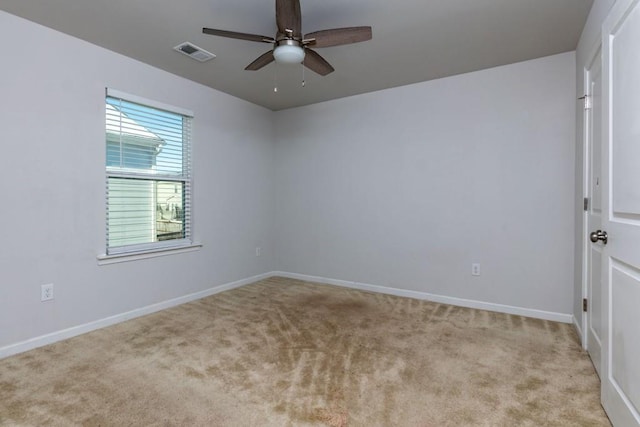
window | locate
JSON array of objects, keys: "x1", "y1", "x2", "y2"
[{"x1": 105, "y1": 89, "x2": 193, "y2": 255}]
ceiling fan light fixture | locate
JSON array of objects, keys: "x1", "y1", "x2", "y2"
[{"x1": 273, "y1": 44, "x2": 305, "y2": 64}]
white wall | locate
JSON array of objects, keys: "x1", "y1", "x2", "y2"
[
  {"x1": 0, "y1": 11, "x2": 275, "y2": 350},
  {"x1": 274, "y1": 52, "x2": 576, "y2": 315},
  {"x1": 573, "y1": 0, "x2": 615, "y2": 334}
]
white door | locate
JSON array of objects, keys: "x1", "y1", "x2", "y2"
[
  {"x1": 601, "y1": 0, "x2": 640, "y2": 424},
  {"x1": 585, "y1": 49, "x2": 603, "y2": 377}
]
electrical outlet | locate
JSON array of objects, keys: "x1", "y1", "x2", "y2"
[
  {"x1": 41, "y1": 283, "x2": 54, "y2": 301},
  {"x1": 471, "y1": 263, "x2": 481, "y2": 276},
  {"x1": 255, "y1": 247, "x2": 261, "y2": 257}
]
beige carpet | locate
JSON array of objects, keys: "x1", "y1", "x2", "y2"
[{"x1": 0, "y1": 277, "x2": 610, "y2": 426}]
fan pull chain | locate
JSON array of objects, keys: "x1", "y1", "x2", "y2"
[{"x1": 301, "y1": 62, "x2": 306, "y2": 87}]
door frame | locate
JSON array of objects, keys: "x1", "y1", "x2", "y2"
[{"x1": 580, "y1": 40, "x2": 603, "y2": 351}]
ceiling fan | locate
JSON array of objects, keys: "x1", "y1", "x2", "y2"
[{"x1": 202, "y1": 0, "x2": 372, "y2": 76}]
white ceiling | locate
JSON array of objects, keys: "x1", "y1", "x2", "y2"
[{"x1": 1, "y1": 0, "x2": 593, "y2": 111}]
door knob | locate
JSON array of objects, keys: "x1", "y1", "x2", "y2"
[{"x1": 590, "y1": 230, "x2": 608, "y2": 244}]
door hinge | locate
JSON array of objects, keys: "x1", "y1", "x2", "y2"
[
  {"x1": 579, "y1": 95, "x2": 592, "y2": 110},
  {"x1": 584, "y1": 197, "x2": 589, "y2": 211},
  {"x1": 583, "y1": 298, "x2": 588, "y2": 312}
]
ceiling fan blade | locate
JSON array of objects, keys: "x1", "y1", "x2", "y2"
[
  {"x1": 276, "y1": 0, "x2": 302, "y2": 38},
  {"x1": 203, "y1": 28, "x2": 274, "y2": 44},
  {"x1": 304, "y1": 26, "x2": 372, "y2": 48},
  {"x1": 303, "y1": 49, "x2": 334, "y2": 76},
  {"x1": 245, "y1": 50, "x2": 275, "y2": 71}
]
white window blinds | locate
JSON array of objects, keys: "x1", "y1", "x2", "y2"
[{"x1": 105, "y1": 90, "x2": 193, "y2": 255}]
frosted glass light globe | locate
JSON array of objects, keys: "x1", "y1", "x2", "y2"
[{"x1": 273, "y1": 45, "x2": 305, "y2": 64}]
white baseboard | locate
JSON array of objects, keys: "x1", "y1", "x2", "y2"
[
  {"x1": 1, "y1": 270, "x2": 574, "y2": 360},
  {"x1": 271, "y1": 271, "x2": 573, "y2": 324},
  {"x1": 0, "y1": 272, "x2": 272, "y2": 360}
]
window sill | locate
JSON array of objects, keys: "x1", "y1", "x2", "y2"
[{"x1": 97, "y1": 242, "x2": 202, "y2": 265}]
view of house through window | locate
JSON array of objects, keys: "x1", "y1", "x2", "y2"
[{"x1": 105, "y1": 91, "x2": 192, "y2": 254}]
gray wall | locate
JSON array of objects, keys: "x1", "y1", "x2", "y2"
[
  {"x1": 0, "y1": 11, "x2": 276, "y2": 349},
  {"x1": 275, "y1": 52, "x2": 576, "y2": 315}
]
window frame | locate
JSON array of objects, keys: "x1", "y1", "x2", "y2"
[{"x1": 102, "y1": 89, "x2": 196, "y2": 259}]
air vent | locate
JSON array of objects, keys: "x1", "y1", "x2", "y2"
[{"x1": 173, "y1": 42, "x2": 215, "y2": 62}]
